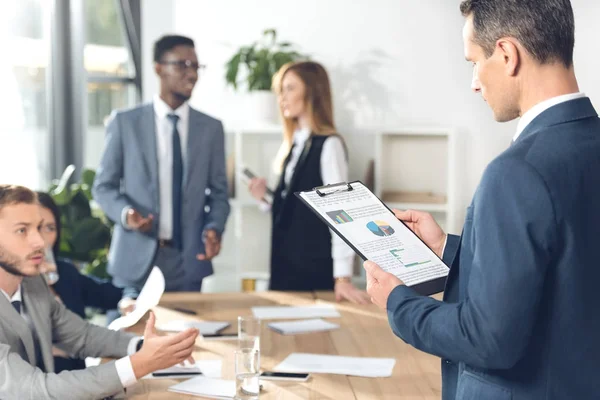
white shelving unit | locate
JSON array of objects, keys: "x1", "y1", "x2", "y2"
[
  {"x1": 206, "y1": 125, "x2": 282, "y2": 293},
  {"x1": 374, "y1": 128, "x2": 457, "y2": 233}
]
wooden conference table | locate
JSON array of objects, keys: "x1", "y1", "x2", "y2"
[{"x1": 124, "y1": 291, "x2": 442, "y2": 399}]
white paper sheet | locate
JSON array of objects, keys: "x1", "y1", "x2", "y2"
[
  {"x1": 157, "y1": 320, "x2": 230, "y2": 335},
  {"x1": 108, "y1": 266, "x2": 165, "y2": 331},
  {"x1": 251, "y1": 304, "x2": 340, "y2": 320},
  {"x1": 168, "y1": 376, "x2": 236, "y2": 399},
  {"x1": 268, "y1": 318, "x2": 340, "y2": 335},
  {"x1": 274, "y1": 353, "x2": 396, "y2": 377},
  {"x1": 142, "y1": 360, "x2": 222, "y2": 380}
]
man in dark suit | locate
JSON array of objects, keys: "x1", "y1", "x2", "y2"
[
  {"x1": 93, "y1": 35, "x2": 230, "y2": 296},
  {"x1": 364, "y1": 1, "x2": 600, "y2": 399}
]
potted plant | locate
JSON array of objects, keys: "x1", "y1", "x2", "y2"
[
  {"x1": 225, "y1": 28, "x2": 308, "y2": 124},
  {"x1": 49, "y1": 165, "x2": 112, "y2": 279}
]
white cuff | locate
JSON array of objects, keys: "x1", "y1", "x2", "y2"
[
  {"x1": 258, "y1": 201, "x2": 272, "y2": 213},
  {"x1": 127, "y1": 336, "x2": 143, "y2": 355},
  {"x1": 115, "y1": 356, "x2": 137, "y2": 388},
  {"x1": 121, "y1": 206, "x2": 132, "y2": 228},
  {"x1": 333, "y1": 255, "x2": 355, "y2": 278}
]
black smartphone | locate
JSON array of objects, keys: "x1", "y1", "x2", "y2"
[
  {"x1": 259, "y1": 371, "x2": 311, "y2": 382},
  {"x1": 241, "y1": 167, "x2": 275, "y2": 197},
  {"x1": 152, "y1": 371, "x2": 203, "y2": 377}
]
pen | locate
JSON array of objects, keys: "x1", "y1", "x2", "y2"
[
  {"x1": 152, "y1": 371, "x2": 203, "y2": 377},
  {"x1": 170, "y1": 307, "x2": 197, "y2": 315}
]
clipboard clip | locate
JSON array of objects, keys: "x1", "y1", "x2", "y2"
[{"x1": 315, "y1": 182, "x2": 353, "y2": 197}]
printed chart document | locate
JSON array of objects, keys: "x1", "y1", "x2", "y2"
[
  {"x1": 168, "y1": 376, "x2": 235, "y2": 399},
  {"x1": 296, "y1": 181, "x2": 449, "y2": 295},
  {"x1": 252, "y1": 304, "x2": 341, "y2": 319},
  {"x1": 275, "y1": 353, "x2": 396, "y2": 378},
  {"x1": 268, "y1": 318, "x2": 340, "y2": 335}
]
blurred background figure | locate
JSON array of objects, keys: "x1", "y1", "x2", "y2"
[{"x1": 247, "y1": 61, "x2": 369, "y2": 304}]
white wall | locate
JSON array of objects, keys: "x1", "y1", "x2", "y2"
[{"x1": 140, "y1": 0, "x2": 600, "y2": 280}]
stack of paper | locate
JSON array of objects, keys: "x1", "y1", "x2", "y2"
[
  {"x1": 157, "y1": 320, "x2": 230, "y2": 335},
  {"x1": 268, "y1": 318, "x2": 340, "y2": 335},
  {"x1": 143, "y1": 360, "x2": 222, "y2": 380},
  {"x1": 251, "y1": 304, "x2": 341, "y2": 319},
  {"x1": 274, "y1": 353, "x2": 396, "y2": 378},
  {"x1": 168, "y1": 376, "x2": 235, "y2": 399}
]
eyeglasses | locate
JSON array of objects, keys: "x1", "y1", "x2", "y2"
[{"x1": 159, "y1": 59, "x2": 206, "y2": 72}]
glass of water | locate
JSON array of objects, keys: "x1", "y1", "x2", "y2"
[
  {"x1": 42, "y1": 247, "x2": 59, "y2": 285},
  {"x1": 238, "y1": 316, "x2": 261, "y2": 353},
  {"x1": 235, "y1": 348, "x2": 260, "y2": 400}
]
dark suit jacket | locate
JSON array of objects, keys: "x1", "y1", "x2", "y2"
[
  {"x1": 386, "y1": 97, "x2": 600, "y2": 399},
  {"x1": 51, "y1": 259, "x2": 123, "y2": 372}
]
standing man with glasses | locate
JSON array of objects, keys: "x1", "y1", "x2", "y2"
[{"x1": 94, "y1": 35, "x2": 230, "y2": 299}]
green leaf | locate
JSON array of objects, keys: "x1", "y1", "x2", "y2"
[
  {"x1": 225, "y1": 53, "x2": 242, "y2": 89},
  {"x1": 81, "y1": 169, "x2": 96, "y2": 187}
]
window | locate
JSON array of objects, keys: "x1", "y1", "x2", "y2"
[
  {"x1": 0, "y1": 0, "x2": 51, "y2": 188},
  {"x1": 83, "y1": 0, "x2": 139, "y2": 169}
]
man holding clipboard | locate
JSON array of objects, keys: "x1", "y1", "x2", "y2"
[{"x1": 302, "y1": 1, "x2": 600, "y2": 399}]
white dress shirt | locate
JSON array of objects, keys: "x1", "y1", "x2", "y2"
[
  {"x1": 121, "y1": 95, "x2": 190, "y2": 238},
  {"x1": 153, "y1": 95, "x2": 190, "y2": 240},
  {"x1": 281, "y1": 127, "x2": 355, "y2": 278},
  {"x1": 514, "y1": 92, "x2": 586, "y2": 142},
  {"x1": 1, "y1": 285, "x2": 140, "y2": 389}
]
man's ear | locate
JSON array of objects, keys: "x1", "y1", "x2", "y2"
[
  {"x1": 496, "y1": 38, "x2": 521, "y2": 77},
  {"x1": 154, "y1": 62, "x2": 161, "y2": 77}
]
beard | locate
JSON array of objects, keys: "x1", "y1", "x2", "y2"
[{"x1": 0, "y1": 244, "x2": 41, "y2": 277}]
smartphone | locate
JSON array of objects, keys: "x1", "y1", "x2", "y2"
[
  {"x1": 259, "y1": 371, "x2": 311, "y2": 382},
  {"x1": 241, "y1": 167, "x2": 275, "y2": 197}
]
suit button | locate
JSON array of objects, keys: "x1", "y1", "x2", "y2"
[{"x1": 444, "y1": 360, "x2": 453, "y2": 365}]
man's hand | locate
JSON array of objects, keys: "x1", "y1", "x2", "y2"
[
  {"x1": 130, "y1": 311, "x2": 198, "y2": 379},
  {"x1": 248, "y1": 177, "x2": 267, "y2": 202},
  {"x1": 364, "y1": 261, "x2": 404, "y2": 309},
  {"x1": 334, "y1": 280, "x2": 371, "y2": 304},
  {"x1": 117, "y1": 297, "x2": 136, "y2": 315},
  {"x1": 126, "y1": 208, "x2": 154, "y2": 233},
  {"x1": 196, "y1": 229, "x2": 221, "y2": 261},
  {"x1": 393, "y1": 209, "x2": 447, "y2": 258}
]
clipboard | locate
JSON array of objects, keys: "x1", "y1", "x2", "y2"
[{"x1": 294, "y1": 181, "x2": 448, "y2": 296}]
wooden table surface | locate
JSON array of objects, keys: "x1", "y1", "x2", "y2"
[{"x1": 125, "y1": 291, "x2": 442, "y2": 400}]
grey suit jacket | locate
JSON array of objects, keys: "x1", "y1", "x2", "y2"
[
  {"x1": 92, "y1": 103, "x2": 230, "y2": 287},
  {"x1": 0, "y1": 275, "x2": 135, "y2": 399}
]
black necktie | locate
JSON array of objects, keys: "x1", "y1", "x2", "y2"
[
  {"x1": 167, "y1": 114, "x2": 183, "y2": 249},
  {"x1": 11, "y1": 300, "x2": 21, "y2": 314}
]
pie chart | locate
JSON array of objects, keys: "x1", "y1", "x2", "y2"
[{"x1": 366, "y1": 220, "x2": 395, "y2": 237}]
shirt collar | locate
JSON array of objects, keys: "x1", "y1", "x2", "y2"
[
  {"x1": 514, "y1": 92, "x2": 586, "y2": 142},
  {"x1": 293, "y1": 127, "x2": 311, "y2": 146},
  {"x1": 153, "y1": 94, "x2": 189, "y2": 122},
  {"x1": 0, "y1": 285, "x2": 22, "y2": 303}
]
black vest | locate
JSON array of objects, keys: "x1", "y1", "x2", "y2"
[{"x1": 270, "y1": 135, "x2": 341, "y2": 291}]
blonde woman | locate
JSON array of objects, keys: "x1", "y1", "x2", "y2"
[{"x1": 248, "y1": 61, "x2": 369, "y2": 304}]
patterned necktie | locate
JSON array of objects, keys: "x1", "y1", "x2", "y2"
[{"x1": 167, "y1": 114, "x2": 183, "y2": 250}]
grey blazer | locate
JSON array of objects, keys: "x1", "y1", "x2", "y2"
[
  {"x1": 93, "y1": 103, "x2": 230, "y2": 288},
  {"x1": 0, "y1": 276, "x2": 135, "y2": 399}
]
